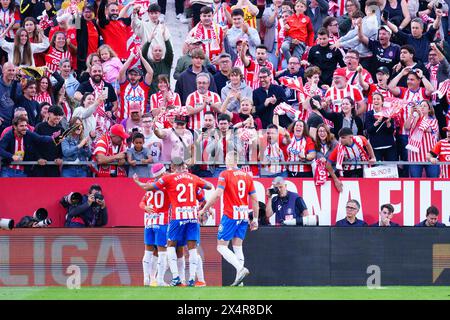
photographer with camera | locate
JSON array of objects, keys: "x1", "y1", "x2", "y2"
[
  {"x1": 15, "y1": 208, "x2": 52, "y2": 228},
  {"x1": 265, "y1": 177, "x2": 317, "y2": 226},
  {"x1": 61, "y1": 184, "x2": 108, "y2": 228}
]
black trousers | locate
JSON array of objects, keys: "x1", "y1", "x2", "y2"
[
  {"x1": 175, "y1": 0, "x2": 184, "y2": 15},
  {"x1": 158, "y1": 0, "x2": 167, "y2": 14}
]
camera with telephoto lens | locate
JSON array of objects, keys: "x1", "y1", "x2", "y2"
[
  {"x1": 281, "y1": 215, "x2": 319, "y2": 226},
  {"x1": 268, "y1": 187, "x2": 279, "y2": 195},
  {"x1": 0, "y1": 218, "x2": 14, "y2": 230},
  {"x1": 64, "y1": 192, "x2": 83, "y2": 205},
  {"x1": 33, "y1": 208, "x2": 52, "y2": 227}
]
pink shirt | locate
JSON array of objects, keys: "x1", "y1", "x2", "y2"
[
  {"x1": 160, "y1": 129, "x2": 193, "y2": 162},
  {"x1": 102, "y1": 57, "x2": 123, "y2": 84}
]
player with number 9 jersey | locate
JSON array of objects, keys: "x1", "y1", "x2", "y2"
[{"x1": 218, "y1": 169, "x2": 256, "y2": 221}]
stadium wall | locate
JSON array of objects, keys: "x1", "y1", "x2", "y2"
[
  {"x1": 0, "y1": 178, "x2": 449, "y2": 227},
  {"x1": 0, "y1": 228, "x2": 222, "y2": 287},
  {"x1": 222, "y1": 227, "x2": 450, "y2": 286}
]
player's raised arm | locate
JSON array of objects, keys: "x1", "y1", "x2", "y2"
[{"x1": 133, "y1": 173, "x2": 157, "y2": 191}]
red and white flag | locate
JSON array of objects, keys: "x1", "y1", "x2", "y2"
[{"x1": 279, "y1": 77, "x2": 307, "y2": 101}]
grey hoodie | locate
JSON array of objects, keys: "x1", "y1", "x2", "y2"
[{"x1": 221, "y1": 81, "x2": 253, "y2": 113}]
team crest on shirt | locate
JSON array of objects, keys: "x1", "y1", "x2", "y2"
[
  {"x1": 326, "y1": 53, "x2": 332, "y2": 59},
  {"x1": 218, "y1": 224, "x2": 223, "y2": 232},
  {"x1": 301, "y1": 18, "x2": 306, "y2": 23},
  {"x1": 285, "y1": 88, "x2": 292, "y2": 97}
]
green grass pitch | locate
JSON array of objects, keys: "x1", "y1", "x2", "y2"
[{"x1": 1, "y1": 286, "x2": 449, "y2": 300}]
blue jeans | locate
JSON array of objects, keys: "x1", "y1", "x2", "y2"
[
  {"x1": 62, "y1": 166, "x2": 89, "y2": 177},
  {"x1": 396, "y1": 134, "x2": 409, "y2": 177},
  {"x1": 1, "y1": 167, "x2": 27, "y2": 177},
  {"x1": 409, "y1": 164, "x2": 440, "y2": 178},
  {"x1": 281, "y1": 37, "x2": 306, "y2": 62}
]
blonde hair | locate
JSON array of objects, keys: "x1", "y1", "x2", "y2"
[{"x1": 98, "y1": 44, "x2": 118, "y2": 61}]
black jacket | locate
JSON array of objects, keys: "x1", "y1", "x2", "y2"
[
  {"x1": 319, "y1": 109, "x2": 363, "y2": 137},
  {"x1": 253, "y1": 84, "x2": 291, "y2": 129},
  {"x1": 308, "y1": 44, "x2": 345, "y2": 85},
  {"x1": 76, "y1": 18, "x2": 101, "y2": 73},
  {"x1": 61, "y1": 194, "x2": 108, "y2": 227}
]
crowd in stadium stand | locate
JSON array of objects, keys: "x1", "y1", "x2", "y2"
[{"x1": 0, "y1": 0, "x2": 449, "y2": 185}]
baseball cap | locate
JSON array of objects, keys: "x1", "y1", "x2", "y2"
[
  {"x1": 379, "y1": 25, "x2": 392, "y2": 34},
  {"x1": 128, "y1": 66, "x2": 142, "y2": 76},
  {"x1": 376, "y1": 66, "x2": 390, "y2": 75},
  {"x1": 236, "y1": 37, "x2": 248, "y2": 44},
  {"x1": 110, "y1": 124, "x2": 129, "y2": 140},
  {"x1": 174, "y1": 115, "x2": 188, "y2": 124},
  {"x1": 333, "y1": 68, "x2": 347, "y2": 78},
  {"x1": 48, "y1": 105, "x2": 65, "y2": 116},
  {"x1": 151, "y1": 163, "x2": 166, "y2": 176},
  {"x1": 129, "y1": 102, "x2": 141, "y2": 113}
]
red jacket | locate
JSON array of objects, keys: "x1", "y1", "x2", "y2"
[{"x1": 285, "y1": 13, "x2": 314, "y2": 47}]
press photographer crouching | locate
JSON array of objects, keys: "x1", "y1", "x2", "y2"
[
  {"x1": 60, "y1": 185, "x2": 108, "y2": 228},
  {"x1": 15, "y1": 208, "x2": 52, "y2": 228},
  {"x1": 265, "y1": 177, "x2": 318, "y2": 226}
]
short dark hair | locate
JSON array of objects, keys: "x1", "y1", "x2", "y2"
[
  {"x1": 348, "y1": 199, "x2": 361, "y2": 209},
  {"x1": 200, "y1": 6, "x2": 213, "y2": 15},
  {"x1": 148, "y1": 3, "x2": 161, "y2": 12},
  {"x1": 89, "y1": 184, "x2": 102, "y2": 193},
  {"x1": 256, "y1": 45, "x2": 268, "y2": 52},
  {"x1": 380, "y1": 204, "x2": 394, "y2": 214},
  {"x1": 204, "y1": 110, "x2": 215, "y2": 117},
  {"x1": 338, "y1": 127, "x2": 353, "y2": 137},
  {"x1": 322, "y1": 16, "x2": 337, "y2": 29},
  {"x1": 426, "y1": 205, "x2": 439, "y2": 216},
  {"x1": 346, "y1": 49, "x2": 360, "y2": 59},
  {"x1": 13, "y1": 115, "x2": 28, "y2": 126},
  {"x1": 282, "y1": 1, "x2": 294, "y2": 10},
  {"x1": 259, "y1": 67, "x2": 271, "y2": 76},
  {"x1": 132, "y1": 132, "x2": 145, "y2": 141},
  {"x1": 351, "y1": 10, "x2": 364, "y2": 19},
  {"x1": 217, "y1": 113, "x2": 231, "y2": 123},
  {"x1": 317, "y1": 27, "x2": 329, "y2": 37},
  {"x1": 231, "y1": 8, "x2": 244, "y2": 17},
  {"x1": 267, "y1": 124, "x2": 278, "y2": 130},
  {"x1": 401, "y1": 44, "x2": 415, "y2": 56}
]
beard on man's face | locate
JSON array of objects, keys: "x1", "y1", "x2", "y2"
[
  {"x1": 109, "y1": 14, "x2": 119, "y2": 20},
  {"x1": 92, "y1": 75, "x2": 102, "y2": 83}
]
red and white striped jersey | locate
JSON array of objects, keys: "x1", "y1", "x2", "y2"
[
  {"x1": 10, "y1": 134, "x2": 24, "y2": 171},
  {"x1": 45, "y1": 47, "x2": 71, "y2": 73},
  {"x1": 431, "y1": 139, "x2": 450, "y2": 178},
  {"x1": 60, "y1": 101, "x2": 72, "y2": 121},
  {"x1": 211, "y1": 2, "x2": 229, "y2": 27},
  {"x1": 185, "y1": 90, "x2": 221, "y2": 130},
  {"x1": 119, "y1": 81, "x2": 150, "y2": 120},
  {"x1": 189, "y1": 22, "x2": 224, "y2": 61},
  {"x1": 367, "y1": 84, "x2": 394, "y2": 111},
  {"x1": 286, "y1": 135, "x2": 315, "y2": 172},
  {"x1": 217, "y1": 168, "x2": 256, "y2": 220},
  {"x1": 408, "y1": 117, "x2": 439, "y2": 162},
  {"x1": 141, "y1": 182, "x2": 171, "y2": 226},
  {"x1": 397, "y1": 87, "x2": 430, "y2": 135},
  {"x1": 34, "y1": 92, "x2": 52, "y2": 105},
  {"x1": 325, "y1": 84, "x2": 364, "y2": 112},
  {"x1": 152, "y1": 172, "x2": 209, "y2": 220},
  {"x1": 339, "y1": 67, "x2": 373, "y2": 88},
  {"x1": 244, "y1": 59, "x2": 275, "y2": 89},
  {"x1": 233, "y1": 56, "x2": 245, "y2": 74},
  {"x1": 262, "y1": 140, "x2": 285, "y2": 174},
  {"x1": 328, "y1": 136, "x2": 369, "y2": 171},
  {"x1": 0, "y1": 9, "x2": 19, "y2": 39},
  {"x1": 150, "y1": 91, "x2": 182, "y2": 110}
]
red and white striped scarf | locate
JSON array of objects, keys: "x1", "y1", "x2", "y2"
[
  {"x1": 212, "y1": 2, "x2": 228, "y2": 27},
  {"x1": 45, "y1": 47, "x2": 71, "y2": 73},
  {"x1": 426, "y1": 63, "x2": 440, "y2": 90},
  {"x1": 61, "y1": 101, "x2": 72, "y2": 121},
  {"x1": 406, "y1": 116, "x2": 428, "y2": 153},
  {"x1": 93, "y1": 133, "x2": 127, "y2": 177},
  {"x1": 35, "y1": 92, "x2": 52, "y2": 105},
  {"x1": 314, "y1": 159, "x2": 328, "y2": 186},
  {"x1": 89, "y1": 78, "x2": 105, "y2": 112},
  {"x1": 10, "y1": 134, "x2": 24, "y2": 171},
  {"x1": 336, "y1": 136, "x2": 369, "y2": 171},
  {"x1": 192, "y1": 22, "x2": 222, "y2": 58}
]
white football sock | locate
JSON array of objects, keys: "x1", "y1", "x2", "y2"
[
  {"x1": 233, "y1": 245, "x2": 245, "y2": 268},
  {"x1": 196, "y1": 254, "x2": 205, "y2": 282},
  {"x1": 177, "y1": 256, "x2": 186, "y2": 282},
  {"x1": 167, "y1": 247, "x2": 179, "y2": 278},
  {"x1": 142, "y1": 250, "x2": 152, "y2": 280},
  {"x1": 157, "y1": 251, "x2": 168, "y2": 283},
  {"x1": 150, "y1": 252, "x2": 158, "y2": 281},
  {"x1": 188, "y1": 249, "x2": 198, "y2": 282},
  {"x1": 217, "y1": 245, "x2": 241, "y2": 271}
]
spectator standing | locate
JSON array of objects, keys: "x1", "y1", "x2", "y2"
[
  {"x1": 379, "y1": 0, "x2": 411, "y2": 29},
  {"x1": 72, "y1": 93, "x2": 104, "y2": 140},
  {"x1": 227, "y1": 8, "x2": 260, "y2": 58},
  {"x1": 305, "y1": 0, "x2": 329, "y2": 34},
  {"x1": 428, "y1": 125, "x2": 450, "y2": 178},
  {"x1": 13, "y1": 78, "x2": 39, "y2": 126},
  {"x1": 261, "y1": 0, "x2": 283, "y2": 69},
  {"x1": 221, "y1": 67, "x2": 253, "y2": 113},
  {"x1": 319, "y1": 96, "x2": 364, "y2": 137},
  {"x1": 61, "y1": 117, "x2": 92, "y2": 177},
  {"x1": 76, "y1": 4, "x2": 101, "y2": 73},
  {"x1": 240, "y1": 43, "x2": 274, "y2": 90},
  {"x1": 32, "y1": 105, "x2": 65, "y2": 177},
  {"x1": 51, "y1": 58, "x2": 79, "y2": 98},
  {"x1": 45, "y1": 31, "x2": 71, "y2": 73},
  {"x1": 213, "y1": 53, "x2": 233, "y2": 94},
  {"x1": 20, "y1": 0, "x2": 56, "y2": 20},
  {"x1": 174, "y1": 37, "x2": 214, "y2": 80},
  {"x1": 93, "y1": 123, "x2": 129, "y2": 178},
  {"x1": 0, "y1": 62, "x2": 16, "y2": 134},
  {"x1": 127, "y1": 132, "x2": 153, "y2": 178}
]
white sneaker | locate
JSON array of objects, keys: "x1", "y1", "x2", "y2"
[
  {"x1": 179, "y1": 15, "x2": 189, "y2": 24},
  {"x1": 231, "y1": 267, "x2": 249, "y2": 286}
]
